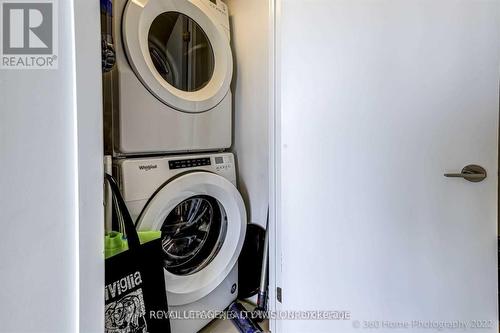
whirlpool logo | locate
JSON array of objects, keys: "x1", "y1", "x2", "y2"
[
  {"x1": 138, "y1": 164, "x2": 158, "y2": 171},
  {"x1": 1, "y1": 0, "x2": 58, "y2": 69}
]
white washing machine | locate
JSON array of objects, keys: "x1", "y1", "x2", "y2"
[
  {"x1": 106, "y1": 0, "x2": 233, "y2": 155},
  {"x1": 114, "y1": 153, "x2": 246, "y2": 333}
]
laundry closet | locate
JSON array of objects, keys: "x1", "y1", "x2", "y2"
[{"x1": 102, "y1": 0, "x2": 271, "y2": 332}]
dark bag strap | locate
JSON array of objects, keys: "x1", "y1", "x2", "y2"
[{"x1": 105, "y1": 173, "x2": 140, "y2": 250}]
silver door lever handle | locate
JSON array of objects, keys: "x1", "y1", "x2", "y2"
[{"x1": 444, "y1": 164, "x2": 487, "y2": 183}]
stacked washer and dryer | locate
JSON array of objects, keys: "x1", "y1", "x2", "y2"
[{"x1": 104, "y1": 1, "x2": 246, "y2": 332}]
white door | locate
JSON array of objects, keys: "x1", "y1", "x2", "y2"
[{"x1": 273, "y1": 1, "x2": 500, "y2": 332}]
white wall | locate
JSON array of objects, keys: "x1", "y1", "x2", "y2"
[
  {"x1": 0, "y1": 0, "x2": 103, "y2": 331},
  {"x1": 227, "y1": 0, "x2": 271, "y2": 228}
]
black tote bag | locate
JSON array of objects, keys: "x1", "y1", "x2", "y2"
[{"x1": 104, "y1": 174, "x2": 171, "y2": 333}]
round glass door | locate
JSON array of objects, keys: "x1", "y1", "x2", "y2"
[
  {"x1": 123, "y1": 0, "x2": 233, "y2": 112},
  {"x1": 161, "y1": 195, "x2": 227, "y2": 275},
  {"x1": 148, "y1": 12, "x2": 215, "y2": 92}
]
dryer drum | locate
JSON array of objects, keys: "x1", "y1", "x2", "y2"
[
  {"x1": 148, "y1": 11, "x2": 215, "y2": 92},
  {"x1": 161, "y1": 195, "x2": 228, "y2": 276},
  {"x1": 149, "y1": 41, "x2": 176, "y2": 86}
]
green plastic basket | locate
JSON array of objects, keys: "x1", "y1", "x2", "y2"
[{"x1": 105, "y1": 231, "x2": 161, "y2": 259}]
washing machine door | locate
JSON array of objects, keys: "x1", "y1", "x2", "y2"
[
  {"x1": 137, "y1": 172, "x2": 246, "y2": 306},
  {"x1": 123, "y1": 0, "x2": 232, "y2": 113}
]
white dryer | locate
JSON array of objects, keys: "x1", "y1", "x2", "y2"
[
  {"x1": 106, "y1": 0, "x2": 233, "y2": 155},
  {"x1": 114, "y1": 153, "x2": 246, "y2": 333}
]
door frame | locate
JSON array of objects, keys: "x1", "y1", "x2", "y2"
[
  {"x1": 268, "y1": 0, "x2": 281, "y2": 332},
  {"x1": 76, "y1": 0, "x2": 105, "y2": 331}
]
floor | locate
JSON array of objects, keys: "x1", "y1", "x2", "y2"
[{"x1": 199, "y1": 301, "x2": 270, "y2": 333}]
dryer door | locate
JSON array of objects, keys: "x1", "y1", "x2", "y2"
[
  {"x1": 123, "y1": 0, "x2": 232, "y2": 113},
  {"x1": 137, "y1": 172, "x2": 246, "y2": 306}
]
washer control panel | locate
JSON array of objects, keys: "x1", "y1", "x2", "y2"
[
  {"x1": 168, "y1": 155, "x2": 233, "y2": 172},
  {"x1": 115, "y1": 153, "x2": 238, "y2": 210},
  {"x1": 214, "y1": 155, "x2": 232, "y2": 172},
  {"x1": 169, "y1": 158, "x2": 211, "y2": 170}
]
